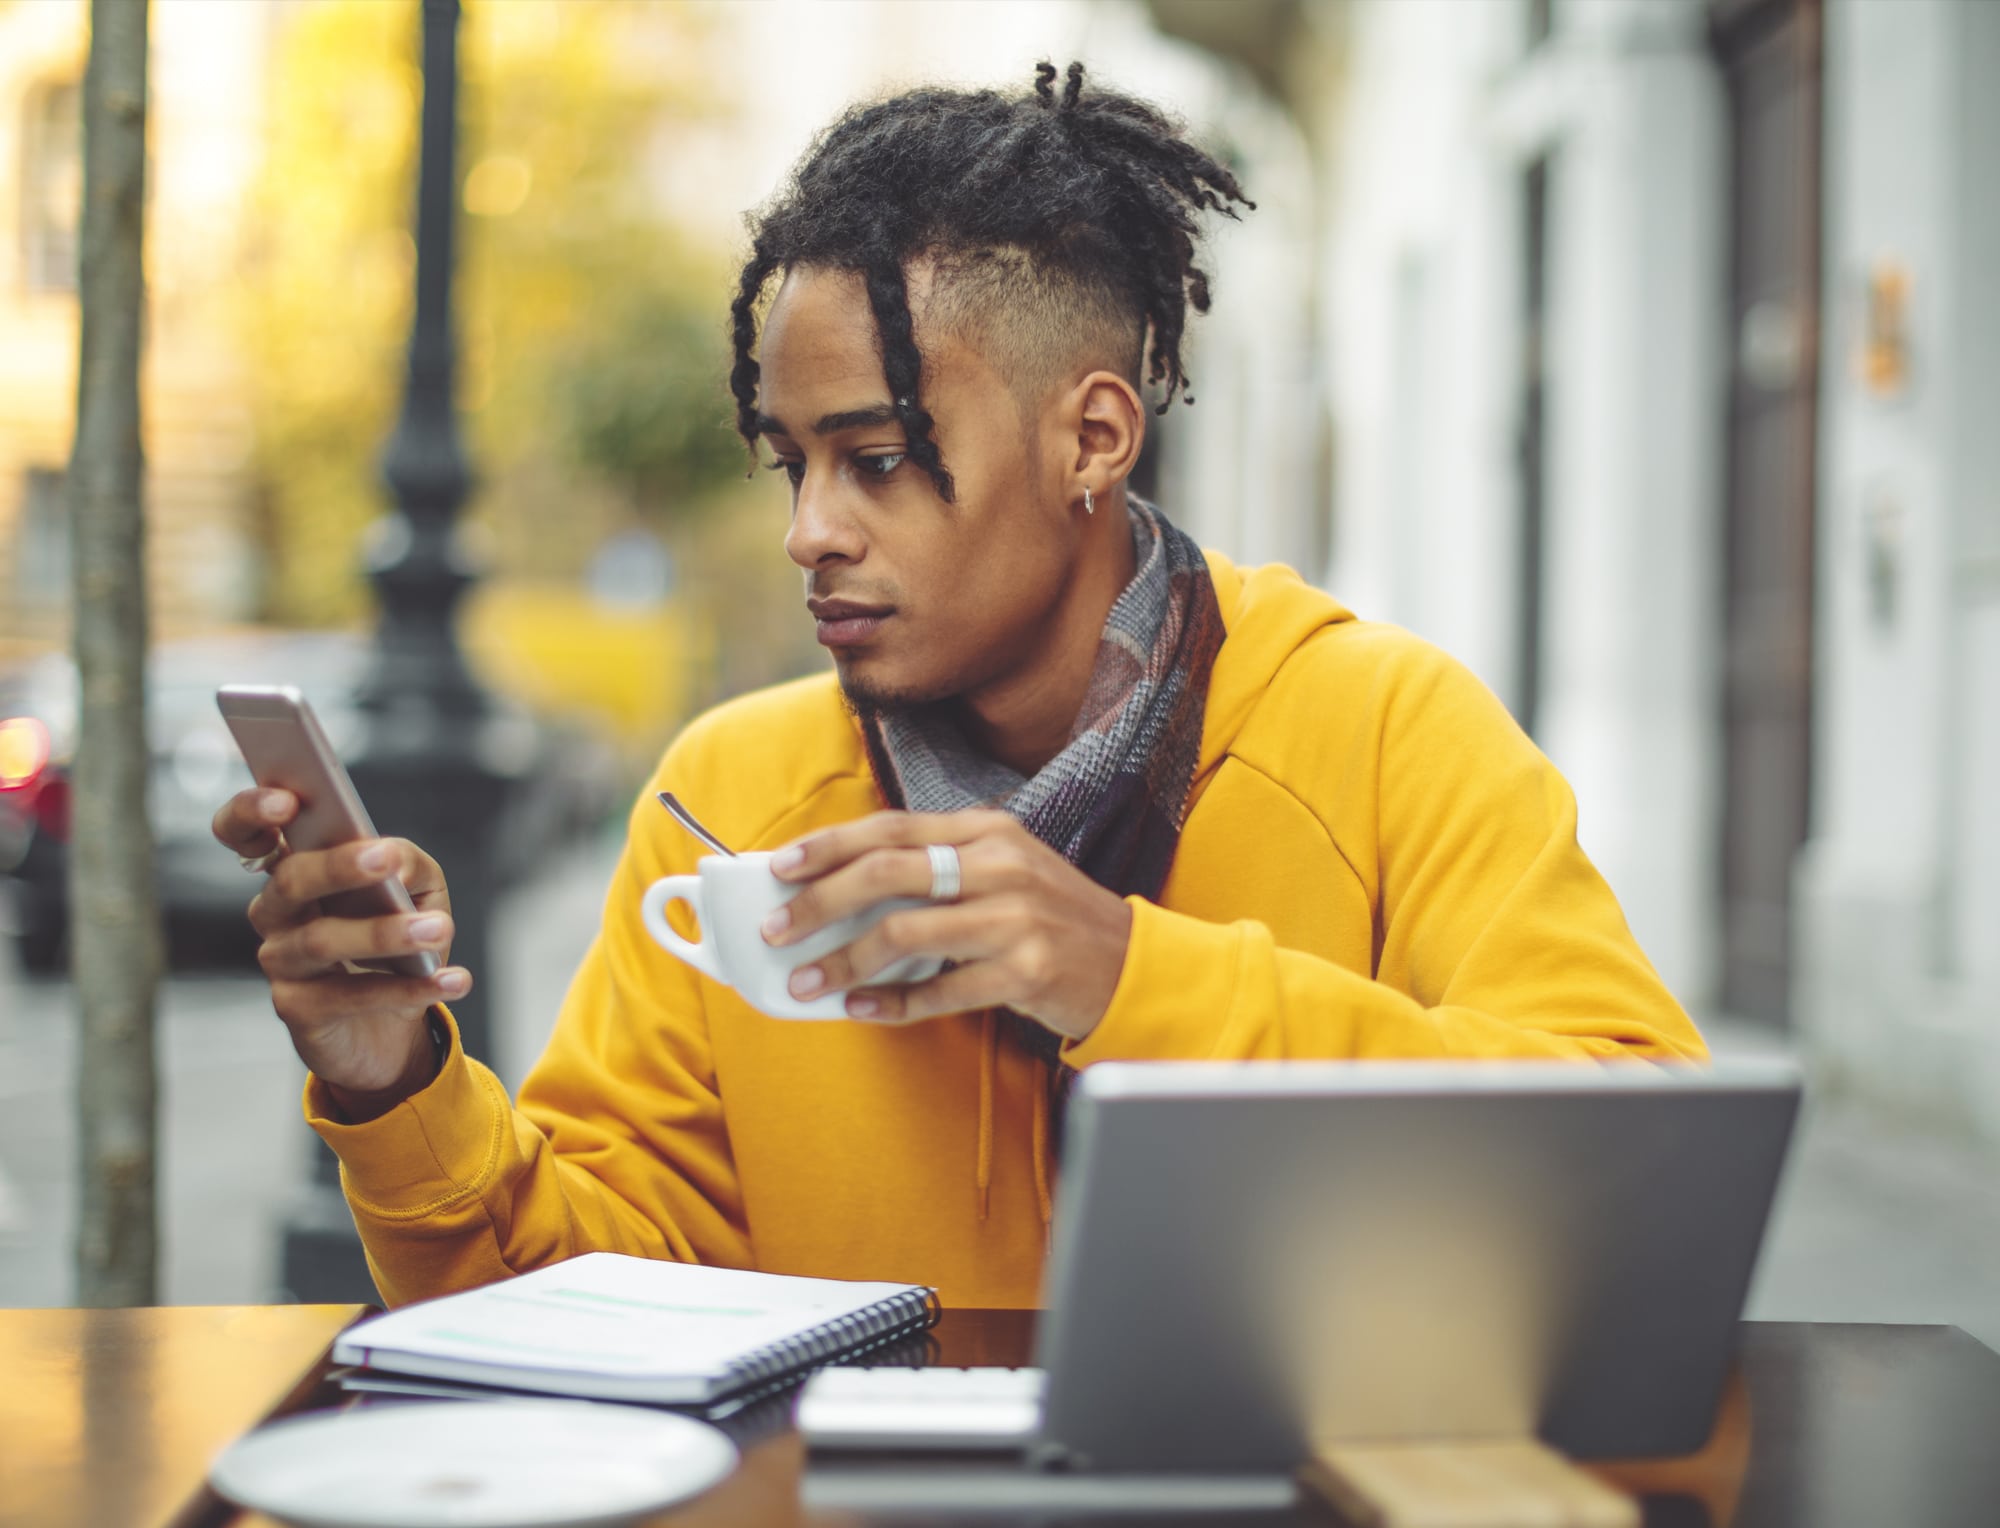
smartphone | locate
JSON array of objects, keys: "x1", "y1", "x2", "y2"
[{"x1": 215, "y1": 684, "x2": 439, "y2": 979}]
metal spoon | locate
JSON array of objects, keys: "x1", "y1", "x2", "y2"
[{"x1": 655, "y1": 791, "x2": 736, "y2": 857}]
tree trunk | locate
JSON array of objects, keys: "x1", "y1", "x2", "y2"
[{"x1": 68, "y1": 0, "x2": 159, "y2": 1309}]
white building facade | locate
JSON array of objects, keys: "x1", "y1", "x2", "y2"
[
  {"x1": 1306, "y1": 0, "x2": 1727, "y2": 1010},
  {"x1": 1797, "y1": 0, "x2": 2000, "y2": 1134},
  {"x1": 1290, "y1": 0, "x2": 2000, "y2": 1138}
]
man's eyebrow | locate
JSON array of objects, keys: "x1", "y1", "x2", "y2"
[{"x1": 755, "y1": 404, "x2": 902, "y2": 438}]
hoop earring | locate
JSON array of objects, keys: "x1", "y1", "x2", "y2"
[{"x1": 1084, "y1": 487, "x2": 1095, "y2": 516}]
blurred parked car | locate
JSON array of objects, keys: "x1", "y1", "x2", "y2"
[{"x1": 0, "y1": 630, "x2": 622, "y2": 973}]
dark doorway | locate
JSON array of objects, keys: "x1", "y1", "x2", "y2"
[{"x1": 1711, "y1": 0, "x2": 1823, "y2": 1025}]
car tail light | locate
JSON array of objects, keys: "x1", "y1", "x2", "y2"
[
  {"x1": 0, "y1": 716, "x2": 68, "y2": 842},
  {"x1": 0, "y1": 717, "x2": 50, "y2": 790},
  {"x1": 32, "y1": 773, "x2": 70, "y2": 841}
]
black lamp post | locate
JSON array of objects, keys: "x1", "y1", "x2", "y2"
[{"x1": 277, "y1": 0, "x2": 511, "y2": 1303}]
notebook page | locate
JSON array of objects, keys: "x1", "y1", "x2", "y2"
[{"x1": 337, "y1": 1253, "x2": 921, "y2": 1380}]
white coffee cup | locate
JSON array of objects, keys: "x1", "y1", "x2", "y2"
[{"x1": 640, "y1": 851, "x2": 944, "y2": 1020}]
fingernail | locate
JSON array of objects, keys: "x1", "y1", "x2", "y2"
[
  {"x1": 760, "y1": 907, "x2": 790, "y2": 942},
  {"x1": 358, "y1": 843, "x2": 393, "y2": 874},
  {"x1": 789, "y1": 965, "x2": 824, "y2": 998},
  {"x1": 437, "y1": 968, "x2": 470, "y2": 997},
  {"x1": 847, "y1": 994, "x2": 879, "y2": 1018},
  {"x1": 409, "y1": 915, "x2": 446, "y2": 943},
  {"x1": 258, "y1": 790, "x2": 291, "y2": 820},
  {"x1": 772, "y1": 845, "x2": 805, "y2": 874}
]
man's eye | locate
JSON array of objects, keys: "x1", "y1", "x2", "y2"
[
  {"x1": 857, "y1": 453, "x2": 905, "y2": 479},
  {"x1": 765, "y1": 459, "x2": 805, "y2": 486}
]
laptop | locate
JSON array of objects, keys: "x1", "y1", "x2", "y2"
[{"x1": 800, "y1": 1057, "x2": 1800, "y2": 1483}]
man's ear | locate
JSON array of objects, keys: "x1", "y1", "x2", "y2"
[{"x1": 1064, "y1": 369, "x2": 1146, "y2": 499}]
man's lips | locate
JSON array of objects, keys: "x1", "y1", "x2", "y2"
[{"x1": 807, "y1": 598, "x2": 895, "y2": 648}]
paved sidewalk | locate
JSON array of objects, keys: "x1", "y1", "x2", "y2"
[
  {"x1": 2, "y1": 834, "x2": 1996, "y2": 1354},
  {"x1": 0, "y1": 830, "x2": 623, "y2": 1308},
  {"x1": 1719, "y1": 1019, "x2": 2000, "y2": 1350}
]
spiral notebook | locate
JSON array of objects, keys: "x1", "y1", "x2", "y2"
[{"x1": 330, "y1": 1252, "x2": 940, "y2": 1406}]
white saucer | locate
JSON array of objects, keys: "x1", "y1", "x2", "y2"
[{"x1": 209, "y1": 1399, "x2": 738, "y2": 1528}]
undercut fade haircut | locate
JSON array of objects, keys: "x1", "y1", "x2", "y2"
[{"x1": 728, "y1": 61, "x2": 1255, "y2": 503}]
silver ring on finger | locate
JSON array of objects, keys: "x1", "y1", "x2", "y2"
[
  {"x1": 925, "y1": 842, "x2": 962, "y2": 904},
  {"x1": 238, "y1": 844, "x2": 286, "y2": 876}
]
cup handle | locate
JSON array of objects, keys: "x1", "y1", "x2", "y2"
[{"x1": 641, "y1": 875, "x2": 723, "y2": 983}]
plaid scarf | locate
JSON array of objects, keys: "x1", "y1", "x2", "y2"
[{"x1": 859, "y1": 497, "x2": 1225, "y2": 1075}]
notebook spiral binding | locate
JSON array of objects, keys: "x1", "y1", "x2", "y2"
[{"x1": 724, "y1": 1284, "x2": 942, "y2": 1392}]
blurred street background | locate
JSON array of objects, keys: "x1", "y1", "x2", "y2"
[{"x1": 2, "y1": 0, "x2": 1997, "y2": 1335}]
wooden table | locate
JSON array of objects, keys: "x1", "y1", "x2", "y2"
[
  {"x1": 0, "y1": 1304, "x2": 366, "y2": 1528},
  {"x1": 3, "y1": 1307, "x2": 1997, "y2": 1528}
]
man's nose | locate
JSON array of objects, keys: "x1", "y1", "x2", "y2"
[{"x1": 784, "y1": 470, "x2": 865, "y2": 570}]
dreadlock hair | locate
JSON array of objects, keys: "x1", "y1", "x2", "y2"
[{"x1": 728, "y1": 60, "x2": 1254, "y2": 504}]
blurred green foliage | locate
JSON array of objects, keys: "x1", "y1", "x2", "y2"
[
  {"x1": 551, "y1": 294, "x2": 749, "y2": 520},
  {"x1": 236, "y1": 0, "x2": 742, "y2": 626}
]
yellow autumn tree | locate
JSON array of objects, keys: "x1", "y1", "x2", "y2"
[{"x1": 234, "y1": 0, "x2": 743, "y2": 628}]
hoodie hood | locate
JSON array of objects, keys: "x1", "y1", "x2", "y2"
[{"x1": 1195, "y1": 551, "x2": 1358, "y2": 784}]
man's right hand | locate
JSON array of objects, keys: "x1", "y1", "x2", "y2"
[{"x1": 212, "y1": 786, "x2": 472, "y2": 1123}]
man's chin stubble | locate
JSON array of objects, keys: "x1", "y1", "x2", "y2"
[{"x1": 834, "y1": 662, "x2": 957, "y2": 718}]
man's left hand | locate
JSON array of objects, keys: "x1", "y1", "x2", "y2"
[{"x1": 761, "y1": 809, "x2": 1132, "y2": 1041}]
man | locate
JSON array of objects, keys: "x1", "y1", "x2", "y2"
[{"x1": 214, "y1": 64, "x2": 1704, "y2": 1310}]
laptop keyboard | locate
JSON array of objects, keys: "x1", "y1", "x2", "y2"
[{"x1": 797, "y1": 1366, "x2": 1047, "y2": 1450}]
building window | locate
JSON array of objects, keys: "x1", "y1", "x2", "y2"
[
  {"x1": 15, "y1": 467, "x2": 69, "y2": 614},
  {"x1": 23, "y1": 81, "x2": 82, "y2": 293},
  {"x1": 1526, "y1": 0, "x2": 1555, "y2": 51}
]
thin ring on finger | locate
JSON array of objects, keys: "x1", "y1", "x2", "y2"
[
  {"x1": 925, "y1": 842, "x2": 962, "y2": 903},
  {"x1": 238, "y1": 835, "x2": 288, "y2": 876}
]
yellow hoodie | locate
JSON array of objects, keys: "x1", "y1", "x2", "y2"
[{"x1": 308, "y1": 554, "x2": 1706, "y2": 1309}]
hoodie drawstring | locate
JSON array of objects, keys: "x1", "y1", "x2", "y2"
[
  {"x1": 974, "y1": 1009, "x2": 1056, "y2": 1238},
  {"x1": 975, "y1": 1010, "x2": 996, "y2": 1220},
  {"x1": 1031, "y1": 1069, "x2": 1053, "y2": 1242},
  {"x1": 972, "y1": 1008, "x2": 1056, "y2": 1232}
]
